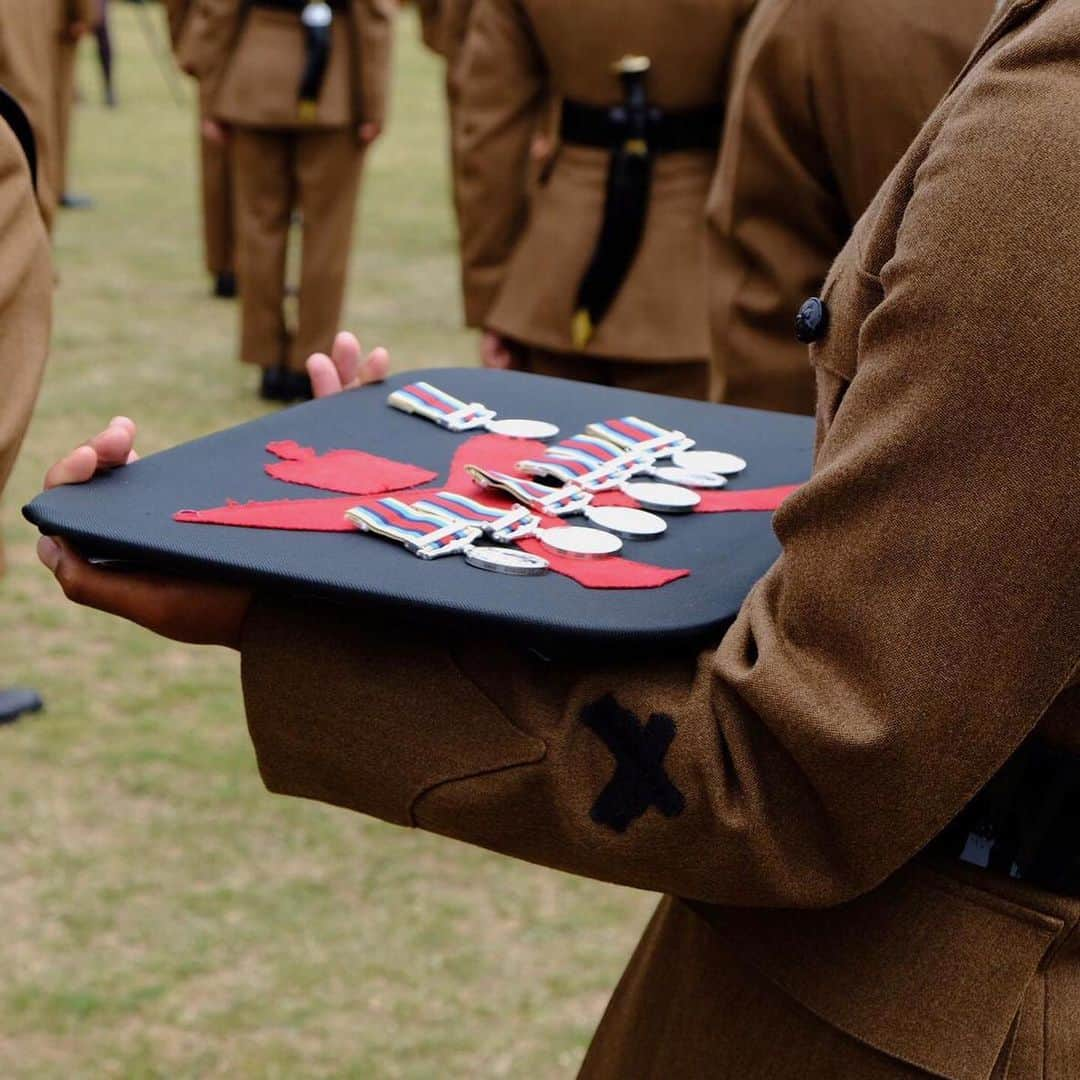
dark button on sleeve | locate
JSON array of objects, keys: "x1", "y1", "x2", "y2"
[{"x1": 795, "y1": 297, "x2": 829, "y2": 343}]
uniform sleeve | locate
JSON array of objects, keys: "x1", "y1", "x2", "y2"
[
  {"x1": 707, "y1": 0, "x2": 842, "y2": 414},
  {"x1": 454, "y1": 0, "x2": 544, "y2": 328},
  {"x1": 241, "y1": 39, "x2": 1080, "y2": 910},
  {"x1": 68, "y1": 0, "x2": 98, "y2": 28},
  {"x1": 708, "y1": 0, "x2": 993, "y2": 415},
  {"x1": 415, "y1": 0, "x2": 445, "y2": 56},
  {"x1": 176, "y1": 0, "x2": 244, "y2": 103},
  {"x1": 163, "y1": 0, "x2": 193, "y2": 52},
  {"x1": 0, "y1": 123, "x2": 52, "y2": 535},
  {"x1": 352, "y1": 0, "x2": 397, "y2": 129}
]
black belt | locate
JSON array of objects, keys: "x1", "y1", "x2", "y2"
[
  {"x1": 928, "y1": 737, "x2": 1080, "y2": 896},
  {"x1": 0, "y1": 85, "x2": 37, "y2": 192},
  {"x1": 251, "y1": 0, "x2": 348, "y2": 10},
  {"x1": 564, "y1": 65, "x2": 722, "y2": 350},
  {"x1": 561, "y1": 100, "x2": 723, "y2": 155}
]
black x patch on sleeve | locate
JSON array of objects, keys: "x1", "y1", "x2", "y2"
[{"x1": 580, "y1": 694, "x2": 686, "y2": 833}]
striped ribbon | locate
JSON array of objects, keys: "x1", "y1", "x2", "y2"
[
  {"x1": 465, "y1": 466, "x2": 592, "y2": 516},
  {"x1": 585, "y1": 416, "x2": 695, "y2": 457},
  {"x1": 346, "y1": 497, "x2": 481, "y2": 557},
  {"x1": 388, "y1": 382, "x2": 495, "y2": 431},
  {"x1": 518, "y1": 433, "x2": 635, "y2": 490},
  {"x1": 413, "y1": 490, "x2": 539, "y2": 542}
]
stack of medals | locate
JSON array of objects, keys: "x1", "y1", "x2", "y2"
[
  {"x1": 362, "y1": 385, "x2": 752, "y2": 574},
  {"x1": 587, "y1": 416, "x2": 748, "y2": 481},
  {"x1": 345, "y1": 488, "x2": 630, "y2": 573}
]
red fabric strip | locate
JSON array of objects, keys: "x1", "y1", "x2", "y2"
[{"x1": 264, "y1": 440, "x2": 436, "y2": 495}]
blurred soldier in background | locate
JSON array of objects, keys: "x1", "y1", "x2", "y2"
[
  {"x1": 709, "y1": 0, "x2": 995, "y2": 414},
  {"x1": 0, "y1": 87, "x2": 53, "y2": 722},
  {"x1": 179, "y1": 0, "x2": 395, "y2": 402},
  {"x1": 456, "y1": 0, "x2": 753, "y2": 401},
  {"x1": 54, "y1": 0, "x2": 98, "y2": 211},
  {"x1": 165, "y1": 0, "x2": 237, "y2": 299},
  {"x1": 0, "y1": 2, "x2": 64, "y2": 229},
  {"x1": 94, "y1": 0, "x2": 116, "y2": 107},
  {"x1": 414, "y1": 0, "x2": 472, "y2": 224}
]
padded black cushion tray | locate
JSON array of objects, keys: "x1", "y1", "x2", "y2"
[{"x1": 24, "y1": 368, "x2": 813, "y2": 649}]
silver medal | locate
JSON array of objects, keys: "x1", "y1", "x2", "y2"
[
  {"x1": 650, "y1": 465, "x2": 727, "y2": 489},
  {"x1": 537, "y1": 525, "x2": 623, "y2": 558},
  {"x1": 485, "y1": 418, "x2": 562, "y2": 440},
  {"x1": 620, "y1": 481, "x2": 701, "y2": 513},
  {"x1": 671, "y1": 450, "x2": 747, "y2": 476},
  {"x1": 464, "y1": 546, "x2": 550, "y2": 575},
  {"x1": 583, "y1": 505, "x2": 667, "y2": 539}
]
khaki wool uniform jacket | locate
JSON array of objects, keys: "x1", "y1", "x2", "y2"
[
  {"x1": 239, "y1": 0, "x2": 1079, "y2": 1074},
  {"x1": 709, "y1": 0, "x2": 995, "y2": 416},
  {"x1": 0, "y1": 111, "x2": 53, "y2": 575},
  {"x1": 0, "y1": 0, "x2": 71, "y2": 229},
  {"x1": 456, "y1": 0, "x2": 752, "y2": 381},
  {"x1": 179, "y1": 0, "x2": 394, "y2": 371},
  {"x1": 165, "y1": 0, "x2": 236, "y2": 279}
]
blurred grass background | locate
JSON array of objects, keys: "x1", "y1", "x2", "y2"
[{"x1": 0, "y1": 6, "x2": 655, "y2": 1076}]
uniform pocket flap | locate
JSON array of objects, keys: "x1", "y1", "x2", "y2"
[{"x1": 693, "y1": 863, "x2": 1063, "y2": 1080}]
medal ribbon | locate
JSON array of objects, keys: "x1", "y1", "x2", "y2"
[
  {"x1": 586, "y1": 416, "x2": 694, "y2": 457},
  {"x1": 388, "y1": 382, "x2": 495, "y2": 430},
  {"x1": 465, "y1": 465, "x2": 592, "y2": 516},
  {"x1": 413, "y1": 490, "x2": 539, "y2": 541},
  {"x1": 519, "y1": 433, "x2": 637, "y2": 489},
  {"x1": 346, "y1": 496, "x2": 480, "y2": 556}
]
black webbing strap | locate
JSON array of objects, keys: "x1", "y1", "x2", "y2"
[
  {"x1": 0, "y1": 86, "x2": 37, "y2": 192},
  {"x1": 929, "y1": 738, "x2": 1080, "y2": 896},
  {"x1": 561, "y1": 101, "x2": 723, "y2": 155},
  {"x1": 569, "y1": 59, "x2": 721, "y2": 349},
  {"x1": 250, "y1": 0, "x2": 347, "y2": 10}
]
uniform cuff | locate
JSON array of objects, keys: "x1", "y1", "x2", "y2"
[{"x1": 240, "y1": 597, "x2": 545, "y2": 826}]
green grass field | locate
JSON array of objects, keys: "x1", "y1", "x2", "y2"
[{"x1": 0, "y1": 7, "x2": 655, "y2": 1075}]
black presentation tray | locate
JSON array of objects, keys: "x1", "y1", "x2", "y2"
[{"x1": 24, "y1": 368, "x2": 813, "y2": 648}]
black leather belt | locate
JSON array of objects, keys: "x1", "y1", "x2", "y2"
[
  {"x1": 0, "y1": 85, "x2": 37, "y2": 192},
  {"x1": 561, "y1": 100, "x2": 723, "y2": 155},
  {"x1": 928, "y1": 738, "x2": 1080, "y2": 897},
  {"x1": 251, "y1": 0, "x2": 347, "y2": 10}
]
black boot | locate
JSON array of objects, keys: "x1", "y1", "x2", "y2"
[
  {"x1": 279, "y1": 370, "x2": 314, "y2": 402},
  {"x1": 213, "y1": 271, "x2": 238, "y2": 299},
  {"x1": 0, "y1": 688, "x2": 43, "y2": 726},
  {"x1": 259, "y1": 366, "x2": 288, "y2": 402}
]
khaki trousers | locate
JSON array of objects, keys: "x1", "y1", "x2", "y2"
[
  {"x1": 51, "y1": 36, "x2": 79, "y2": 201},
  {"x1": 53, "y1": 38, "x2": 77, "y2": 199},
  {"x1": 199, "y1": 91, "x2": 235, "y2": 276},
  {"x1": 516, "y1": 347, "x2": 712, "y2": 402},
  {"x1": 231, "y1": 127, "x2": 363, "y2": 372}
]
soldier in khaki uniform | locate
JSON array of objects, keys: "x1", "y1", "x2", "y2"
[
  {"x1": 53, "y1": 0, "x2": 97, "y2": 211},
  {"x1": 0, "y1": 2, "x2": 65, "y2": 229},
  {"x1": 0, "y1": 89, "x2": 52, "y2": 722},
  {"x1": 179, "y1": 0, "x2": 395, "y2": 401},
  {"x1": 36, "y1": 0, "x2": 1080, "y2": 1074},
  {"x1": 415, "y1": 0, "x2": 473, "y2": 223},
  {"x1": 709, "y1": 0, "x2": 994, "y2": 415},
  {"x1": 455, "y1": 0, "x2": 753, "y2": 401},
  {"x1": 165, "y1": 0, "x2": 238, "y2": 298}
]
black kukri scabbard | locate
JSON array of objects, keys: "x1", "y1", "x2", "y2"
[{"x1": 571, "y1": 56, "x2": 655, "y2": 350}]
